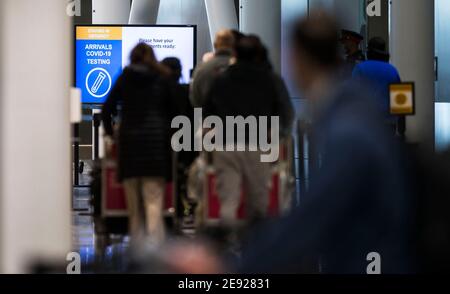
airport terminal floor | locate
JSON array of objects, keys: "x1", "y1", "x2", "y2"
[
  {"x1": 1, "y1": 0, "x2": 450, "y2": 291},
  {"x1": 72, "y1": 185, "x2": 129, "y2": 273}
]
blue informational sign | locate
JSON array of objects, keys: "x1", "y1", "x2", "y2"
[
  {"x1": 75, "y1": 25, "x2": 196, "y2": 104},
  {"x1": 76, "y1": 27, "x2": 123, "y2": 104}
]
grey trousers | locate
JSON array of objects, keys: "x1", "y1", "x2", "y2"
[
  {"x1": 123, "y1": 177, "x2": 166, "y2": 244},
  {"x1": 213, "y1": 151, "x2": 272, "y2": 226}
]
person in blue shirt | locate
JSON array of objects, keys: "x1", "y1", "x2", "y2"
[{"x1": 352, "y1": 37, "x2": 401, "y2": 133}]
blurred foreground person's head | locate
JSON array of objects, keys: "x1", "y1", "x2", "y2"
[
  {"x1": 291, "y1": 11, "x2": 340, "y2": 93},
  {"x1": 214, "y1": 29, "x2": 235, "y2": 52},
  {"x1": 161, "y1": 57, "x2": 182, "y2": 83}
]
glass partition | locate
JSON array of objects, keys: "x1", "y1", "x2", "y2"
[{"x1": 435, "y1": 0, "x2": 450, "y2": 151}]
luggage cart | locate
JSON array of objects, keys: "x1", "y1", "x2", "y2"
[
  {"x1": 101, "y1": 158, "x2": 176, "y2": 219},
  {"x1": 91, "y1": 139, "x2": 177, "y2": 242},
  {"x1": 197, "y1": 137, "x2": 295, "y2": 228}
]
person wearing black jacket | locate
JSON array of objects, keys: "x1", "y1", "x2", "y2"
[
  {"x1": 161, "y1": 57, "x2": 197, "y2": 221},
  {"x1": 204, "y1": 35, "x2": 281, "y2": 229},
  {"x1": 161, "y1": 57, "x2": 194, "y2": 123},
  {"x1": 102, "y1": 43, "x2": 173, "y2": 245}
]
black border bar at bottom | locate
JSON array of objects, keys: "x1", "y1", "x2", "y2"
[{"x1": 0, "y1": 275, "x2": 445, "y2": 292}]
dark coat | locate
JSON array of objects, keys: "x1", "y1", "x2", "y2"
[
  {"x1": 171, "y1": 82, "x2": 197, "y2": 164},
  {"x1": 102, "y1": 65, "x2": 174, "y2": 181},
  {"x1": 204, "y1": 62, "x2": 281, "y2": 145},
  {"x1": 205, "y1": 62, "x2": 280, "y2": 117}
]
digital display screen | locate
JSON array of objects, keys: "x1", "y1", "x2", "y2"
[{"x1": 75, "y1": 25, "x2": 196, "y2": 104}]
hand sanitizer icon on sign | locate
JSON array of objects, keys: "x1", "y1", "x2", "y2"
[{"x1": 86, "y1": 68, "x2": 112, "y2": 99}]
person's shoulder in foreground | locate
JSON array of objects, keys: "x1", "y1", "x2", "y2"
[{"x1": 237, "y1": 78, "x2": 414, "y2": 274}]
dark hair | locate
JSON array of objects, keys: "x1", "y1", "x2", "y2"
[
  {"x1": 161, "y1": 57, "x2": 182, "y2": 82},
  {"x1": 292, "y1": 11, "x2": 340, "y2": 68},
  {"x1": 130, "y1": 43, "x2": 169, "y2": 75},
  {"x1": 235, "y1": 35, "x2": 266, "y2": 63},
  {"x1": 231, "y1": 30, "x2": 245, "y2": 47},
  {"x1": 367, "y1": 51, "x2": 389, "y2": 62}
]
